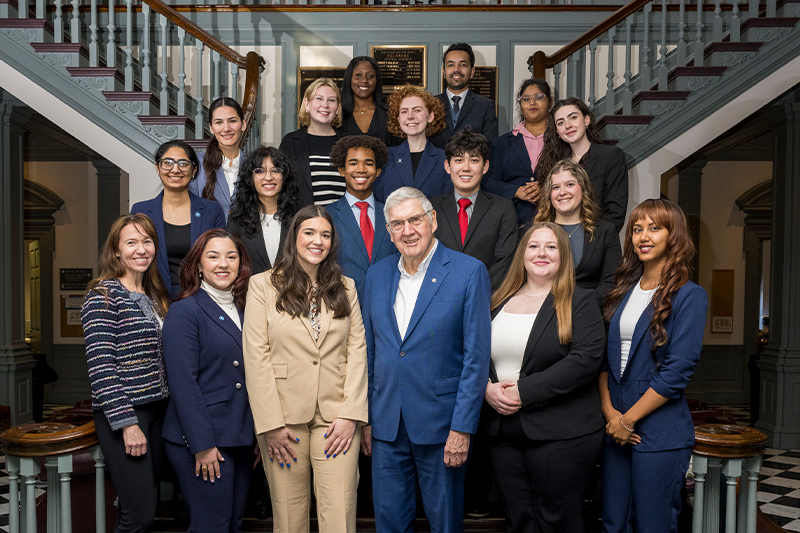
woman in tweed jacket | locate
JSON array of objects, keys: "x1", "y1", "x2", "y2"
[{"x1": 81, "y1": 213, "x2": 171, "y2": 533}]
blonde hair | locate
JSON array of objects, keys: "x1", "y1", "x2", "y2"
[
  {"x1": 534, "y1": 159, "x2": 602, "y2": 241},
  {"x1": 492, "y1": 222, "x2": 575, "y2": 344},
  {"x1": 298, "y1": 78, "x2": 342, "y2": 128}
]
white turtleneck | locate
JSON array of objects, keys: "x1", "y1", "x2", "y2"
[{"x1": 201, "y1": 280, "x2": 241, "y2": 329}]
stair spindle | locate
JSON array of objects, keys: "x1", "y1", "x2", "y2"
[
  {"x1": 58, "y1": 455, "x2": 73, "y2": 533},
  {"x1": 567, "y1": 51, "x2": 579, "y2": 99},
  {"x1": 91, "y1": 446, "x2": 106, "y2": 533},
  {"x1": 36, "y1": 0, "x2": 42, "y2": 18},
  {"x1": 17, "y1": 0, "x2": 26, "y2": 19},
  {"x1": 694, "y1": 0, "x2": 705, "y2": 66},
  {"x1": 7, "y1": 457, "x2": 19, "y2": 533},
  {"x1": 623, "y1": 16, "x2": 632, "y2": 114},
  {"x1": 553, "y1": 62, "x2": 561, "y2": 102},
  {"x1": 195, "y1": 40, "x2": 204, "y2": 139},
  {"x1": 640, "y1": 2, "x2": 652, "y2": 91},
  {"x1": 658, "y1": 0, "x2": 668, "y2": 89},
  {"x1": 159, "y1": 14, "x2": 168, "y2": 115},
  {"x1": 89, "y1": 0, "x2": 98, "y2": 66},
  {"x1": 106, "y1": 0, "x2": 115, "y2": 68},
  {"x1": 749, "y1": 0, "x2": 759, "y2": 20},
  {"x1": 231, "y1": 64, "x2": 239, "y2": 100},
  {"x1": 731, "y1": 0, "x2": 741, "y2": 41},
  {"x1": 177, "y1": 27, "x2": 187, "y2": 116},
  {"x1": 54, "y1": 0, "x2": 63, "y2": 42},
  {"x1": 767, "y1": 0, "x2": 775, "y2": 16},
  {"x1": 70, "y1": 0, "x2": 79, "y2": 43},
  {"x1": 605, "y1": 26, "x2": 615, "y2": 117},
  {"x1": 713, "y1": 0, "x2": 723, "y2": 41},
  {"x1": 141, "y1": 3, "x2": 151, "y2": 91},
  {"x1": 124, "y1": 0, "x2": 133, "y2": 91},
  {"x1": 212, "y1": 50, "x2": 221, "y2": 101},
  {"x1": 678, "y1": 0, "x2": 687, "y2": 65},
  {"x1": 588, "y1": 38, "x2": 598, "y2": 110}
]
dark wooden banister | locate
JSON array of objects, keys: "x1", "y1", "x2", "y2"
[{"x1": 529, "y1": 0, "x2": 652, "y2": 79}]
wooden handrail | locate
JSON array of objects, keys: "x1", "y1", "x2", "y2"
[
  {"x1": 529, "y1": 0, "x2": 651, "y2": 79},
  {"x1": 1, "y1": 421, "x2": 99, "y2": 457},
  {"x1": 241, "y1": 50, "x2": 261, "y2": 144}
]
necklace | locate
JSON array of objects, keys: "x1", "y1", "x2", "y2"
[
  {"x1": 355, "y1": 106, "x2": 375, "y2": 115},
  {"x1": 262, "y1": 213, "x2": 275, "y2": 227},
  {"x1": 561, "y1": 223, "x2": 582, "y2": 239},
  {"x1": 520, "y1": 290, "x2": 549, "y2": 299}
]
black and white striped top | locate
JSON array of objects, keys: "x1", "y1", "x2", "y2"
[{"x1": 308, "y1": 134, "x2": 345, "y2": 206}]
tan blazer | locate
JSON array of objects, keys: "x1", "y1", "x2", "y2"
[{"x1": 243, "y1": 272, "x2": 369, "y2": 435}]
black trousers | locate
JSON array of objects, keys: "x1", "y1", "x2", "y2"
[
  {"x1": 489, "y1": 413, "x2": 603, "y2": 533},
  {"x1": 93, "y1": 399, "x2": 168, "y2": 533}
]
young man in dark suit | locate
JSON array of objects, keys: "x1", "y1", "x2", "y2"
[{"x1": 431, "y1": 43, "x2": 499, "y2": 150}]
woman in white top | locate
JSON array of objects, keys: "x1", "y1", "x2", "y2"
[
  {"x1": 191, "y1": 97, "x2": 248, "y2": 221},
  {"x1": 484, "y1": 221, "x2": 606, "y2": 533},
  {"x1": 227, "y1": 146, "x2": 303, "y2": 274},
  {"x1": 599, "y1": 198, "x2": 708, "y2": 533}
]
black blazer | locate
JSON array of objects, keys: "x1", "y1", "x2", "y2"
[
  {"x1": 483, "y1": 130, "x2": 537, "y2": 226},
  {"x1": 576, "y1": 219, "x2": 622, "y2": 307},
  {"x1": 484, "y1": 288, "x2": 606, "y2": 441},
  {"x1": 583, "y1": 142, "x2": 629, "y2": 233},
  {"x1": 278, "y1": 126, "x2": 346, "y2": 208},
  {"x1": 430, "y1": 189, "x2": 517, "y2": 292},
  {"x1": 430, "y1": 91, "x2": 499, "y2": 150},
  {"x1": 226, "y1": 216, "x2": 288, "y2": 275},
  {"x1": 341, "y1": 105, "x2": 402, "y2": 148}
]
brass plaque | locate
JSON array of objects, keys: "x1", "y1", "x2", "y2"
[
  {"x1": 442, "y1": 66, "x2": 498, "y2": 115},
  {"x1": 371, "y1": 45, "x2": 427, "y2": 91},
  {"x1": 297, "y1": 66, "x2": 347, "y2": 106}
]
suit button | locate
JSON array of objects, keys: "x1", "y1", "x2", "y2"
[
  {"x1": 520, "y1": 372, "x2": 526, "y2": 378},
  {"x1": 313, "y1": 361, "x2": 318, "y2": 365},
  {"x1": 233, "y1": 360, "x2": 239, "y2": 367},
  {"x1": 400, "y1": 352, "x2": 405, "y2": 357},
  {"x1": 235, "y1": 383, "x2": 242, "y2": 389}
]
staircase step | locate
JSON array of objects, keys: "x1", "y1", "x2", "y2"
[
  {"x1": 103, "y1": 91, "x2": 160, "y2": 117},
  {"x1": 597, "y1": 115, "x2": 654, "y2": 141},
  {"x1": 667, "y1": 66, "x2": 727, "y2": 91},
  {"x1": 66, "y1": 66, "x2": 123, "y2": 92},
  {"x1": 31, "y1": 42, "x2": 89, "y2": 68},
  {"x1": 777, "y1": 0, "x2": 800, "y2": 18},
  {"x1": 703, "y1": 42, "x2": 764, "y2": 68},
  {"x1": 139, "y1": 115, "x2": 196, "y2": 142},
  {"x1": 740, "y1": 17, "x2": 799, "y2": 43},
  {"x1": 0, "y1": 18, "x2": 53, "y2": 43},
  {"x1": 632, "y1": 91, "x2": 691, "y2": 117}
]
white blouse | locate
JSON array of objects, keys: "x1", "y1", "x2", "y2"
[
  {"x1": 491, "y1": 308, "x2": 537, "y2": 382},
  {"x1": 260, "y1": 214, "x2": 282, "y2": 265},
  {"x1": 618, "y1": 278, "x2": 657, "y2": 376}
]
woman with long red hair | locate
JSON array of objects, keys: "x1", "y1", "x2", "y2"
[{"x1": 599, "y1": 198, "x2": 707, "y2": 533}]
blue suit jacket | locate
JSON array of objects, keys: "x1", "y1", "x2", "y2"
[
  {"x1": 130, "y1": 191, "x2": 226, "y2": 300},
  {"x1": 363, "y1": 243, "x2": 492, "y2": 445},
  {"x1": 374, "y1": 140, "x2": 451, "y2": 204},
  {"x1": 189, "y1": 152, "x2": 240, "y2": 222},
  {"x1": 604, "y1": 281, "x2": 708, "y2": 452},
  {"x1": 483, "y1": 130, "x2": 537, "y2": 226},
  {"x1": 161, "y1": 289, "x2": 254, "y2": 454},
  {"x1": 325, "y1": 195, "x2": 396, "y2": 307},
  {"x1": 430, "y1": 91, "x2": 499, "y2": 150}
]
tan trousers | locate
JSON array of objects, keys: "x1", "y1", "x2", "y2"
[{"x1": 258, "y1": 407, "x2": 360, "y2": 533}]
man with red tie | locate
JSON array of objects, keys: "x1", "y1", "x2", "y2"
[{"x1": 327, "y1": 135, "x2": 398, "y2": 306}]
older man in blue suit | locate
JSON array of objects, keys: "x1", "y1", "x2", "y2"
[
  {"x1": 361, "y1": 187, "x2": 492, "y2": 533},
  {"x1": 326, "y1": 135, "x2": 396, "y2": 306}
]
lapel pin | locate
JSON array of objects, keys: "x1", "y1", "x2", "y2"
[
  {"x1": 432, "y1": 278, "x2": 437, "y2": 283},
  {"x1": 195, "y1": 211, "x2": 201, "y2": 217},
  {"x1": 397, "y1": 158, "x2": 403, "y2": 164},
  {"x1": 219, "y1": 316, "x2": 225, "y2": 320}
]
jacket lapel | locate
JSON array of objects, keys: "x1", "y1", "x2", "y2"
[
  {"x1": 437, "y1": 93, "x2": 456, "y2": 133},
  {"x1": 414, "y1": 141, "x2": 440, "y2": 189},
  {"x1": 625, "y1": 296, "x2": 654, "y2": 377},
  {"x1": 397, "y1": 142, "x2": 415, "y2": 188},
  {"x1": 607, "y1": 286, "x2": 634, "y2": 382},
  {"x1": 387, "y1": 264, "x2": 403, "y2": 343},
  {"x1": 455, "y1": 91, "x2": 477, "y2": 129},
  {"x1": 373, "y1": 202, "x2": 391, "y2": 264},
  {"x1": 189, "y1": 192, "x2": 205, "y2": 243},
  {"x1": 334, "y1": 197, "x2": 370, "y2": 263},
  {"x1": 575, "y1": 228, "x2": 594, "y2": 274},
  {"x1": 276, "y1": 222, "x2": 288, "y2": 264},
  {"x1": 297, "y1": 129, "x2": 313, "y2": 195},
  {"x1": 464, "y1": 190, "x2": 491, "y2": 246},
  {"x1": 511, "y1": 134, "x2": 533, "y2": 175},
  {"x1": 582, "y1": 142, "x2": 598, "y2": 178},
  {"x1": 215, "y1": 167, "x2": 231, "y2": 207},
  {"x1": 251, "y1": 224, "x2": 272, "y2": 269},
  {"x1": 195, "y1": 289, "x2": 242, "y2": 349},
  {"x1": 438, "y1": 194, "x2": 463, "y2": 250},
  {"x1": 401, "y1": 244, "x2": 449, "y2": 341},
  {"x1": 149, "y1": 192, "x2": 169, "y2": 283},
  {"x1": 519, "y1": 292, "x2": 556, "y2": 370}
]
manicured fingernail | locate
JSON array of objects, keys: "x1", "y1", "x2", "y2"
[
  {"x1": 293, "y1": 457, "x2": 297, "y2": 462},
  {"x1": 279, "y1": 462, "x2": 283, "y2": 466},
  {"x1": 326, "y1": 454, "x2": 330, "y2": 458},
  {"x1": 270, "y1": 457, "x2": 273, "y2": 462},
  {"x1": 343, "y1": 451, "x2": 346, "y2": 455},
  {"x1": 287, "y1": 463, "x2": 290, "y2": 468},
  {"x1": 333, "y1": 454, "x2": 337, "y2": 458},
  {"x1": 296, "y1": 438, "x2": 300, "y2": 442}
]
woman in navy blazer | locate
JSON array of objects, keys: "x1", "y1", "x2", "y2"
[
  {"x1": 374, "y1": 85, "x2": 451, "y2": 203},
  {"x1": 189, "y1": 97, "x2": 248, "y2": 222},
  {"x1": 534, "y1": 159, "x2": 622, "y2": 306},
  {"x1": 131, "y1": 140, "x2": 226, "y2": 300},
  {"x1": 162, "y1": 228, "x2": 255, "y2": 533},
  {"x1": 599, "y1": 199, "x2": 708, "y2": 533}
]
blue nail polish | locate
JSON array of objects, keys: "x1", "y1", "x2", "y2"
[
  {"x1": 287, "y1": 463, "x2": 290, "y2": 468},
  {"x1": 326, "y1": 454, "x2": 330, "y2": 458},
  {"x1": 293, "y1": 457, "x2": 297, "y2": 462},
  {"x1": 296, "y1": 438, "x2": 300, "y2": 442},
  {"x1": 333, "y1": 454, "x2": 337, "y2": 458},
  {"x1": 279, "y1": 462, "x2": 283, "y2": 466},
  {"x1": 343, "y1": 451, "x2": 346, "y2": 455},
  {"x1": 324, "y1": 433, "x2": 328, "y2": 437},
  {"x1": 270, "y1": 457, "x2": 273, "y2": 461}
]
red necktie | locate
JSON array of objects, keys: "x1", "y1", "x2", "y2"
[
  {"x1": 355, "y1": 201, "x2": 374, "y2": 260},
  {"x1": 457, "y1": 198, "x2": 472, "y2": 245}
]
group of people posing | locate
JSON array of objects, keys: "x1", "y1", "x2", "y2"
[{"x1": 81, "y1": 41, "x2": 708, "y2": 533}]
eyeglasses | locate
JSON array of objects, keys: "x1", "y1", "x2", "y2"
[
  {"x1": 253, "y1": 168, "x2": 283, "y2": 179},
  {"x1": 387, "y1": 210, "x2": 432, "y2": 233},
  {"x1": 518, "y1": 93, "x2": 548, "y2": 104},
  {"x1": 158, "y1": 158, "x2": 194, "y2": 171}
]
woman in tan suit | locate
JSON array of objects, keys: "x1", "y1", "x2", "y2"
[{"x1": 243, "y1": 205, "x2": 368, "y2": 533}]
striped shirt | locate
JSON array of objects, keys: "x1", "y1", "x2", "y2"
[
  {"x1": 308, "y1": 134, "x2": 345, "y2": 206},
  {"x1": 81, "y1": 278, "x2": 169, "y2": 430}
]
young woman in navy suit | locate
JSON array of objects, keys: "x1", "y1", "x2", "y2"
[
  {"x1": 227, "y1": 146, "x2": 303, "y2": 275},
  {"x1": 162, "y1": 228, "x2": 256, "y2": 533},
  {"x1": 599, "y1": 198, "x2": 708, "y2": 533},
  {"x1": 131, "y1": 141, "x2": 226, "y2": 300},
  {"x1": 374, "y1": 84, "x2": 451, "y2": 203},
  {"x1": 534, "y1": 159, "x2": 622, "y2": 306},
  {"x1": 190, "y1": 97, "x2": 248, "y2": 221}
]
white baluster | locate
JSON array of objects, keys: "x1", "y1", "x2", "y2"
[
  {"x1": 567, "y1": 51, "x2": 579, "y2": 99},
  {"x1": 704, "y1": 458, "x2": 722, "y2": 533},
  {"x1": 230, "y1": 64, "x2": 239, "y2": 100},
  {"x1": 720, "y1": 459, "x2": 742, "y2": 533},
  {"x1": 713, "y1": 0, "x2": 723, "y2": 41},
  {"x1": 141, "y1": 3, "x2": 151, "y2": 91},
  {"x1": 749, "y1": 0, "x2": 760, "y2": 20},
  {"x1": 58, "y1": 455, "x2": 73, "y2": 533},
  {"x1": 89, "y1": 0, "x2": 98, "y2": 66},
  {"x1": 605, "y1": 26, "x2": 616, "y2": 117},
  {"x1": 694, "y1": 0, "x2": 704, "y2": 66},
  {"x1": 7, "y1": 456, "x2": 20, "y2": 533},
  {"x1": 691, "y1": 455, "x2": 707, "y2": 533},
  {"x1": 177, "y1": 27, "x2": 187, "y2": 116},
  {"x1": 106, "y1": 0, "x2": 115, "y2": 69},
  {"x1": 731, "y1": 0, "x2": 741, "y2": 42},
  {"x1": 36, "y1": 0, "x2": 43, "y2": 17},
  {"x1": 70, "y1": 0, "x2": 79, "y2": 43},
  {"x1": 196, "y1": 40, "x2": 205, "y2": 139},
  {"x1": 658, "y1": 0, "x2": 668, "y2": 90},
  {"x1": 553, "y1": 62, "x2": 561, "y2": 102},
  {"x1": 159, "y1": 14, "x2": 168, "y2": 115},
  {"x1": 678, "y1": 0, "x2": 687, "y2": 65},
  {"x1": 744, "y1": 455, "x2": 761, "y2": 533},
  {"x1": 17, "y1": 0, "x2": 26, "y2": 18},
  {"x1": 20, "y1": 457, "x2": 40, "y2": 533},
  {"x1": 767, "y1": 0, "x2": 776, "y2": 16},
  {"x1": 640, "y1": 2, "x2": 652, "y2": 90},
  {"x1": 90, "y1": 446, "x2": 106, "y2": 533},
  {"x1": 45, "y1": 458, "x2": 61, "y2": 533},
  {"x1": 54, "y1": 0, "x2": 64, "y2": 42},
  {"x1": 212, "y1": 50, "x2": 221, "y2": 101},
  {"x1": 623, "y1": 16, "x2": 632, "y2": 114},
  {"x1": 588, "y1": 38, "x2": 597, "y2": 110},
  {"x1": 124, "y1": 0, "x2": 133, "y2": 90}
]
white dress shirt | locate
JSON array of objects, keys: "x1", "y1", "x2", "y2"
[
  {"x1": 344, "y1": 191, "x2": 376, "y2": 229},
  {"x1": 260, "y1": 213, "x2": 281, "y2": 264},
  {"x1": 618, "y1": 278, "x2": 657, "y2": 377},
  {"x1": 222, "y1": 152, "x2": 241, "y2": 197},
  {"x1": 394, "y1": 240, "x2": 438, "y2": 340}
]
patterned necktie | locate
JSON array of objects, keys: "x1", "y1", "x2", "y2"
[
  {"x1": 355, "y1": 201, "x2": 374, "y2": 260},
  {"x1": 457, "y1": 198, "x2": 472, "y2": 245}
]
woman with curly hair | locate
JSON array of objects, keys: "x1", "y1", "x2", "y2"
[
  {"x1": 537, "y1": 97, "x2": 628, "y2": 232},
  {"x1": 534, "y1": 159, "x2": 621, "y2": 306},
  {"x1": 243, "y1": 205, "x2": 368, "y2": 533},
  {"x1": 373, "y1": 84, "x2": 451, "y2": 203},
  {"x1": 340, "y1": 56, "x2": 400, "y2": 147},
  {"x1": 599, "y1": 198, "x2": 707, "y2": 533},
  {"x1": 227, "y1": 146, "x2": 303, "y2": 274}
]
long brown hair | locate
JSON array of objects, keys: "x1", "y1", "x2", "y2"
[
  {"x1": 604, "y1": 199, "x2": 695, "y2": 354},
  {"x1": 203, "y1": 97, "x2": 244, "y2": 202},
  {"x1": 87, "y1": 213, "x2": 170, "y2": 315},
  {"x1": 270, "y1": 206, "x2": 350, "y2": 319},
  {"x1": 537, "y1": 97, "x2": 604, "y2": 182},
  {"x1": 177, "y1": 229, "x2": 252, "y2": 310},
  {"x1": 534, "y1": 159, "x2": 602, "y2": 241},
  {"x1": 492, "y1": 222, "x2": 575, "y2": 344}
]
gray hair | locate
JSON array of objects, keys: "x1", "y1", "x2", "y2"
[{"x1": 383, "y1": 187, "x2": 434, "y2": 224}]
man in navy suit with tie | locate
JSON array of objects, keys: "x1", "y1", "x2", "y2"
[
  {"x1": 361, "y1": 186, "x2": 492, "y2": 533},
  {"x1": 431, "y1": 43, "x2": 499, "y2": 150},
  {"x1": 326, "y1": 135, "x2": 397, "y2": 305}
]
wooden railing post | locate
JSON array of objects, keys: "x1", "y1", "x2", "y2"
[{"x1": 529, "y1": 51, "x2": 546, "y2": 80}]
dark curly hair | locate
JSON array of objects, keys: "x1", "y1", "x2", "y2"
[
  {"x1": 538, "y1": 97, "x2": 604, "y2": 181},
  {"x1": 228, "y1": 146, "x2": 302, "y2": 237},
  {"x1": 341, "y1": 56, "x2": 386, "y2": 118},
  {"x1": 329, "y1": 135, "x2": 389, "y2": 169},
  {"x1": 387, "y1": 85, "x2": 447, "y2": 139}
]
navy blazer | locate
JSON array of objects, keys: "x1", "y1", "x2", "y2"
[
  {"x1": 374, "y1": 140, "x2": 451, "y2": 204},
  {"x1": 483, "y1": 131, "x2": 537, "y2": 226},
  {"x1": 583, "y1": 142, "x2": 629, "y2": 233},
  {"x1": 226, "y1": 215, "x2": 288, "y2": 275},
  {"x1": 430, "y1": 91, "x2": 499, "y2": 150},
  {"x1": 604, "y1": 281, "x2": 708, "y2": 452},
  {"x1": 161, "y1": 289, "x2": 254, "y2": 454},
  {"x1": 430, "y1": 189, "x2": 517, "y2": 291},
  {"x1": 363, "y1": 243, "x2": 492, "y2": 445},
  {"x1": 325, "y1": 195, "x2": 396, "y2": 307},
  {"x1": 341, "y1": 105, "x2": 402, "y2": 148},
  {"x1": 189, "y1": 152, "x2": 242, "y2": 223},
  {"x1": 485, "y1": 288, "x2": 606, "y2": 441},
  {"x1": 130, "y1": 191, "x2": 226, "y2": 300},
  {"x1": 279, "y1": 127, "x2": 346, "y2": 208}
]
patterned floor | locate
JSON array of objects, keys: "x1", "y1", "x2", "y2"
[{"x1": 1, "y1": 405, "x2": 798, "y2": 532}]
